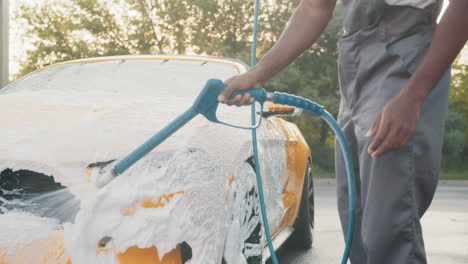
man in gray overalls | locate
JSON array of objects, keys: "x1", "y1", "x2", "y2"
[{"x1": 218, "y1": 0, "x2": 468, "y2": 263}]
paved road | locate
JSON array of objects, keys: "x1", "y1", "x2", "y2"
[{"x1": 276, "y1": 184, "x2": 468, "y2": 263}]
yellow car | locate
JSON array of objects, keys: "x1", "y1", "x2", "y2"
[{"x1": 0, "y1": 55, "x2": 313, "y2": 264}]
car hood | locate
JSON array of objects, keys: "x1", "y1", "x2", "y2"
[{"x1": 0, "y1": 88, "x2": 257, "y2": 264}]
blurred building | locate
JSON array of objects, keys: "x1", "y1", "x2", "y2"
[{"x1": 1, "y1": 0, "x2": 8, "y2": 88}]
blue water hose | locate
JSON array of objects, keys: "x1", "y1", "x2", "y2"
[
  {"x1": 248, "y1": 0, "x2": 355, "y2": 262},
  {"x1": 323, "y1": 112, "x2": 356, "y2": 264},
  {"x1": 249, "y1": 0, "x2": 280, "y2": 264},
  {"x1": 271, "y1": 92, "x2": 356, "y2": 264},
  {"x1": 240, "y1": 87, "x2": 357, "y2": 264}
]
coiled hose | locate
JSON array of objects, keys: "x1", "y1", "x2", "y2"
[{"x1": 270, "y1": 92, "x2": 356, "y2": 264}]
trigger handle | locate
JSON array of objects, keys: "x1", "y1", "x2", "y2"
[{"x1": 231, "y1": 88, "x2": 267, "y2": 104}]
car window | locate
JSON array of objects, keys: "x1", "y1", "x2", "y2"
[{"x1": 0, "y1": 168, "x2": 76, "y2": 223}]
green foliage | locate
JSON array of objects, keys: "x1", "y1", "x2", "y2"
[
  {"x1": 451, "y1": 60, "x2": 468, "y2": 105},
  {"x1": 267, "y1": 5, "x2": 344, "y2": 170},
  {"x1": 15, "y1": 0, "x2": 130, "y2": 78},
  {"x1": 449, "y1": 59, "x2": 468, "y2": 131},
  {"x1": 440, "y1": 168, "x2": 468, "y2": 180},
  {"x1": 14, "y1": 0, "x2": 300, "y2": 78},
  {"x1": 443, "y1": 57, "x2": 468, "y2": 169},
  {"x1": 443, "y1": 111, "x2": 467, "y2": 168}
]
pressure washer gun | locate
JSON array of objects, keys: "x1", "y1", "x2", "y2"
[
  {"x1": 95, "y1": 78, "x2": 356, "y2": 264},
  {"x1": 95, "y1": 78, "x2": 331, "y2": 188}
]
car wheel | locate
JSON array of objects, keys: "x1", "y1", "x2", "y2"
[
  {"x1": 286, "y1": 160, "x2": 314, "y2": 250},
  {"x1": 223, "y1": 158, "x2": 263, "y2": 264}
]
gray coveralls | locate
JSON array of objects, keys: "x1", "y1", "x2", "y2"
[{"x1": 335, "y1": 1, "x2": 450, "y2": 264}]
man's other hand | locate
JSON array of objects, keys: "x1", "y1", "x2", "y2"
[{"x1": 367, "y1": 95, "x2": 421, "y2": 158}]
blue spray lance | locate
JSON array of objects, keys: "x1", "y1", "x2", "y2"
[{"x1": 95, "y1": 78, "x2": 356, "y2": 264}]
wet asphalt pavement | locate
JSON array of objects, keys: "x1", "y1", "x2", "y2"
[{"x1": 276, "y1": 182, "x2": 468, "y2": 264}]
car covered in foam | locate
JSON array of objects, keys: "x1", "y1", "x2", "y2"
[{"x1": 0, "y1": 55, "x2": 314, "y2": 264}]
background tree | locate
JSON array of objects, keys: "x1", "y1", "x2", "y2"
[{"x1": 443, "y1": 58, "x2": 468, "y2": 169}]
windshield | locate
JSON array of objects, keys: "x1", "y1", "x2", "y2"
[{"x1": 1, "y1": 56, "x2": 246, "y2": 110}]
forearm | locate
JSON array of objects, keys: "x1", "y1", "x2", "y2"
[
  {"x1": 252, "y1": 0, "x2": 336, "y2": 84},
  {"x1": 401, "y1": 0, "x2": 468, "y2": 104}
]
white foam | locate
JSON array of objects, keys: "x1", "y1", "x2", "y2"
[
  {"x1": 0, "y1": 211, "x2": 59, "y2": 254},
  {"x1": 64, "y1": 147, "x2": 229, "y2": 263},
  {"x1": 0, "y1": 57, "x2": 289, "y2": 263}
]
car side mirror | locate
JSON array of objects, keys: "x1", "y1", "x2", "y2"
[{"x1": 261, "y1": 103, "x2": 303, "y2": 118}]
